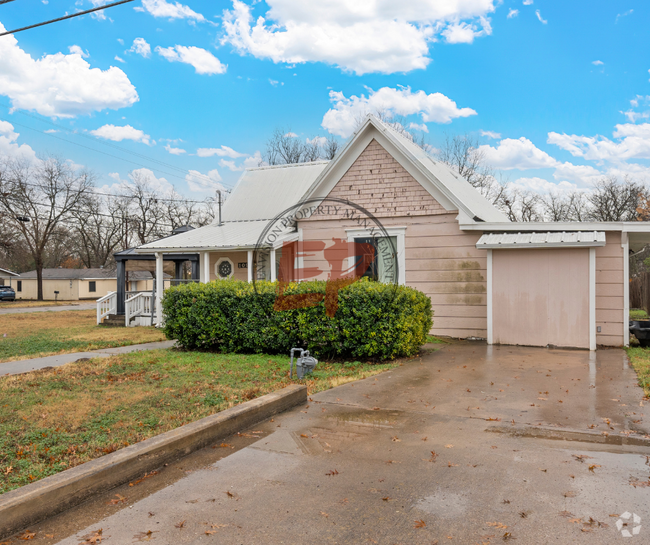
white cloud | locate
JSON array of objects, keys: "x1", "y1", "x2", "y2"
[
  {"x1": 243, "y1": 151, "x2": 262, "y2": 168},
  {"x1": 90, "y1": 124, "x2": 153, "y2": 145},
  {"x1": 196, "y1": 145, "x2": 246, "y2": 158},
  {"x1": 219, "y1": 159, "x2": 241, "y2": 171},
  {"x1": 114, "y1": 55, "x2": 126, "y2": 63},
  {"x1": 507, "y1": 9, "x2": 518, "y2": 18},
  {"x1": 221, "y1": 0, "x2": 496, "y2": 75},
  {"x1": 269, "y1": 79, "x2": 284, "y2": 86},
  {"x1": 480, "y1": 129, "x2": 501, "y2": 139},
  {"x1": 284, "y1": 132, "x2": 298, "y2": 138},
  {"x1": 0, "y1": 120, "x2": 37, "y2": 162},
  {"x1": 43, "y1": 129, "x2": 58, "y2": 134},
  {"x1": 592, "y1": 60, "x2": 603, "y2": 66},
  {"x1": 535, "y1": 10, "x2": 547, "y2": 24},
  {"x1": 129, "y1": 38, "x2": 151, "y2": 58},
  {"x1": 165, "y1": 144, "x2": 186, "y2": 155},
  {"x1": 478, "y1": 137, "x2": 559, "y2": 170},
  {"x1": 138, "y1": 0, "x2": 206, "y2": 22},
  {"x1": 306, "y1": 136, "x2": 328, "y2": 145},
  {"x1": 523, "y1": 0, "x2": 533, "y2": 5},
  {"x1": 623, "y1": 95, "x2": 650, "y2": 122},
  {"x1": 185, "y1": 169, "x2": 224, "y2": 193},
  {"x1": 510, "y1": 177, "x2": 579, "y2": 194},
  {"x1": 321, "y1": 86, "x2": 476, "y2": 138},
  {"x1": 68, "y1": 45, "x2": 89, "y2": 58},
  {"x1": 616, "y1": 9, "x2": 633, "y2": 23},
  {"x1": 155, "y1": 45, "x2": 226, "y2": 75},
  {"x1": 0, "y1": 23, "x2": 138, "y2": 118},
  {"x1": 548, "y1": 124, "x2": 650, "y2": 162},
  {"x1": 104, "y1": 168, "x2": 174, "y2": 195},
  {"x1": 408, "y1": 122, "x2": 428, "y2": 133}
]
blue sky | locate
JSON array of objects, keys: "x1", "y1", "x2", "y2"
[{"x1": 0, "y1": 0, "x2": 648, "y2": 197}]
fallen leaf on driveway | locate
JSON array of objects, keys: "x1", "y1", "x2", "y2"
[
  {"x1": 391, "y1": 436, "x2": 401, "y2": 442},
  {"x1": 558, "y1": 511, "x2": 575, "y2": 518},
  {"x1": 320, "y1": 511, "x2": 329, "y2": 518},
  {"x1": 372, "y1": 407, "x2": 381, "y2": 411},
  {"x1": 79, "y1": 529, "x2": 103, "y2": 544},
  {"x1": 175, "y1": 520, "x2": 186, "y2": 529},
  {"x1": 108, "y1": 494, "x2": 127, "y2": 505},
  {"x1": 447, "y1": 462, "x2": 459, "y2": 467},
  {"x1": 445, "y1": 444, "x2": 454, "y2": 448},
  {"x1": 18, "y1": 530, "x2": 36, "y2": 540},
  {"x1": 414, "y1": 519, "x2": 426, "y2": 528},
  {"x1": 133, "y1": 530, "x2": 156, "y2": 542},
  {"x1": 588, "y1": 465, "x2": 601, "y2": 472},
  {"x1": 485, "y1": 417, "x2": 501, "y2": 421},
  {"x1": 487, "y1": 522, "x2": 507, "y2": 529},
  {"x1": 563, "y1": 491, "x2": 576, "y2": 498},
  {"x1": 326, "y1": 469, "x2": 339, "y2": 476},
  {"x1": 382, "y1": 496, "x2": 390, "y2": 501}
]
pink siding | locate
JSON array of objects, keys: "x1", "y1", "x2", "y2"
[
  {"x1": 595, "y1": 231, "x2": 625, "y2": 346},
  {"x1": 492, "y1": 248, "x2": 590, "y2": 349},
  {"x1": 299, "y1": 138, "x2": 489, "y2": 339}
]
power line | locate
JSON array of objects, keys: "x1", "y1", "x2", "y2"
[
  {"x1": 0, "y1": 0, "x2": 136, "y2": 37},
  {"x1": 0, "y1": 104, "x2": 230, "y2": 186},
  {"x1": 3, "y1": 117, "x2": 235, "y2": 192}
]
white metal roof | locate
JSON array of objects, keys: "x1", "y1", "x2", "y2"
[
  {"x1": 136, "y1": 220, "x2": 280, "y2": 252},
  {"x1": 0, "y1": 267, "x2": 19, "y2": 277},
  {"x1": 222, "y1": 161, "x2": 329, "y2": 222},
  {"x1": 476, "y1": 231, "x2": 606, "y2": 249}
]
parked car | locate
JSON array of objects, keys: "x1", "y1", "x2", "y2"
[{"x1": 0, "y1": 286, "x2": 15, "y2": 301}]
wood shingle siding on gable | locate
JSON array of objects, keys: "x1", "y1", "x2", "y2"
[
  {"x1": 299, "y1": 140, "x2": 488, "y2": 339},
  {"x1": 324, "y1": 139, "x2": 448, "y2": 218}
]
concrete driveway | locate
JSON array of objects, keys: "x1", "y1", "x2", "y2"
[
  {"x1": 0, "y1": 303, "x2": 94, "y2": 315},
  {"x1": 23, "y1": 343, "x2": 650, "y2": 544}
]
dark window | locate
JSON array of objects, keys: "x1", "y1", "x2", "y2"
[
  {"x1": 17, "y1": 280, "x2": 22, "y2": 292},
  {"x1": 89, "y1": 281, "x2": 96, "y2": 293}
]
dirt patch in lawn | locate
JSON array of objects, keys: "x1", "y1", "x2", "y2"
[
  {"x1": 0, "y1": 348, "x2": 404, "y2": 493},
  {"x1": 0, "y1": 310, "x2": 166, "y2": 362}
]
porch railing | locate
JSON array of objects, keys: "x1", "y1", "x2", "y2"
[
  {"x1": 96, "y1": 291, "x2": 117, "y2": 324},
  {"x1": 125, "y1": 292, "x2": 154, "y2": 327}
]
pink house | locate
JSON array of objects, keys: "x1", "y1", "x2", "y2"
[{"x1": 135, "y1": 116, "x2": 650, "y2": 350}]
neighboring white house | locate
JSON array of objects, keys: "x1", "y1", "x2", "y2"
[
  {"x1": 126, "y1": 115, "x2": 650, "y2": 350},
  {"x1": 0, "y1": 267, "x2": 19, "y2": 287}
]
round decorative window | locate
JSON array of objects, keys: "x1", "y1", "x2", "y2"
[{"x1": 215, "y1": 257, "x2": 234, "y2": 279}]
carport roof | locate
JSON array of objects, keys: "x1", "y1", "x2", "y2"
[{"x1": 476, "y1": 231, "x2": 606, "y2": 249}]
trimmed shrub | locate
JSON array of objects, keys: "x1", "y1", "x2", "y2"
[{"x1": 162, "y1": 278, "x2": 432, "y2": 360}]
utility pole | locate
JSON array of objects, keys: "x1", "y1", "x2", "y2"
[{"x1": 216, "y1": 190, "x2": 223, "y2": 226}]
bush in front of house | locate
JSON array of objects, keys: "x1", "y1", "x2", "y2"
[{"x1": 162, "y1": 278, "x2": 432, "y2": 360}]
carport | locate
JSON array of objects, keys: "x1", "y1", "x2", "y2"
[{"x1": 478, "y1": 232, "x2": 606, "y2": 350}]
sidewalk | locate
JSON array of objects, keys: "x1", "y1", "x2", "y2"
[
  {"x1": 0, "y1": 340, "x2": 176, "y2": 376},
  {"x1": 0, "y1": 303, "x2": 95, "y2": 315}
]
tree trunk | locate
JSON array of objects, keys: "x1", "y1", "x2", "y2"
[{"x1": 36, "y1": 258, "x2": 43, "y2": 301}]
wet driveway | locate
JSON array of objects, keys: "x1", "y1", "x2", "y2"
[{"x1": 21, "y1": 343, "x2": 650, "y2": 544}]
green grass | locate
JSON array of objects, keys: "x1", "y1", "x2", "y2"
[
  {"x1": 630, "y1": 309, "x2": 649, "y2": 321},
  {"x1": 625, "y1": 347, "x2": 650, "y2": 398},
  {"x1": 0, "y1": 310, "x2": 166, "y2": 362},
  {"x1": 426, "y1": 334, "x2": 450, "y2": 344},
  {"x1": 0, "y1": 349, "x2": 400, "y2": 493}
]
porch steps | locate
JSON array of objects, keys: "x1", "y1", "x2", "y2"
[{"x1": 100, "y1": 314, "x2": 126, "y2": 327}]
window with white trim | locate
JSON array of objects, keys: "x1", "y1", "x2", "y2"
[{"x1": 346, "y1": 227, "x2": 406, "y2": 285}]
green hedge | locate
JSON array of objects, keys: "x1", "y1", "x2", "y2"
[{"x1": 162, "y1": 278, "x2": 432, "y2": 360}]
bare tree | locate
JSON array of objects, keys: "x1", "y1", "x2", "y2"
[
  {"x1": 71, "y1": 193, "x2": 123, "y2": 268},
  {"x1": 436, "y1": 134, "x2": 495, "y2": 196},
  {"x1": 264, "y1": 128, "x2": 340, "y2": 165},
  {"x1": 0, "y1": 156, "x2": 94, "y2": 300},
  {"x1": 588, "y1": 176, "x2": 645, "y2": 221},
  {"x1": 323, "y1": 136, "x2": 340, "y2": 160}
]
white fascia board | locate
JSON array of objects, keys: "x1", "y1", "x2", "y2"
[
  {"x1": 478, "y1": 241, "x2": 607, "y2": 250},
  {"x1": 272, "y1": 231, "x2": 300, "y2": 249},
  {"x1": 131, "y1": 245, "x2": 259, "y2": 254},
  {"x1": 461, "y1": 221, "x2": 628, "y2": 232}
]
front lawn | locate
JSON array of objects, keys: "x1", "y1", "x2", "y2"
[
  {"x1": 625, "y1": 347, "x2": 650, "y2": 397},
  {"x1": 0, "y1": 349, "x2": 401, "y2": 493},
  {"x1": 0, "y1": 310, "x2": 166, "y2": 362}
]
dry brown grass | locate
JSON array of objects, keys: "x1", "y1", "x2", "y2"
[
  {"x1": 0, "y1": 300, "x2": 76, "y2": 309},
  {"x1": 0, "y1": 310, "x2": 166, "y2": 362}
]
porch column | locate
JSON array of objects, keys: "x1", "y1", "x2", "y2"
[
  {"x1": 203, "y1": 251, "x2": 211, "y2": 283},
  {"x1": 191, "y1": 258, "x2": 200, "y2": 281},
  {"x1": 155, "y1": 252, "x2": 163, "y2": 327},
  {"x1": 174, "y1": 261, "x2": 183, "y2": 283},
  {"x1": 247, "y1": 250, "x2": 253, "y2": 282},
  {"x1": 270, "y1": 248, "x2": 277, "y2": 282},
  {"x1": 117, "y1": 259, "x2": 126, "y2": 315}
]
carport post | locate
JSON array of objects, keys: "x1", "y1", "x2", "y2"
[
  {"x1": 155, "y1": 252, "x2": 163, "y2": 327},
  {"x1": 589, "y1": 248, "x2": 596, "y2": 351},
  {"x1": 247, "y1": 250, "x2": 253, "y2": 282},
  {"x1": 622, "y1": 232, "x2": 630, "y2": 347},
  {"x1": 487, "y1": 249, "x2": 493, "y2": 345}
]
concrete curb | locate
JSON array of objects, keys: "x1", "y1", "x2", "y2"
[
  {"x1": 0, "y1": 384, "x2": 307, "y2": 540},
  {"x1": 487, "y1": 424, "x2": 650, "y2": 447}
]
